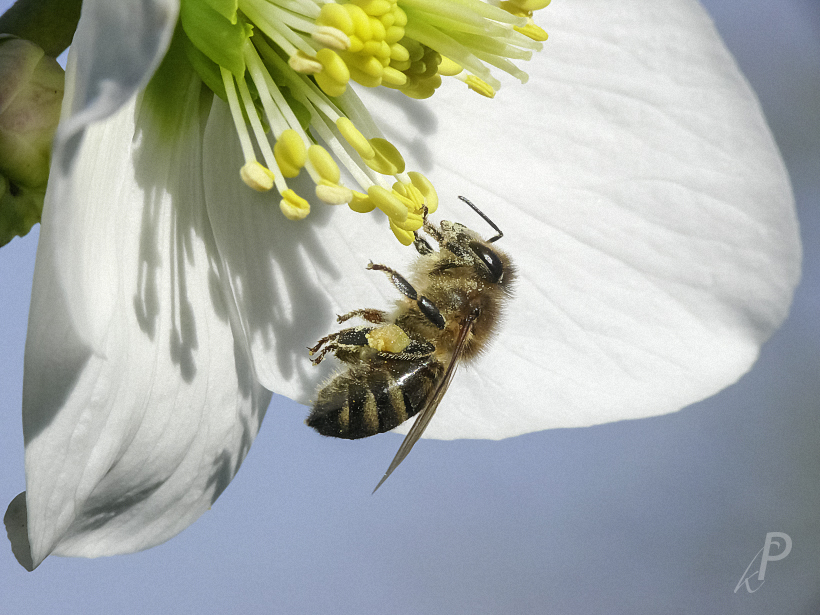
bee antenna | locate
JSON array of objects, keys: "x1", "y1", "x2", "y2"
[{"x1": 458, "y1": 196, "x2": 503, "y2": 242}]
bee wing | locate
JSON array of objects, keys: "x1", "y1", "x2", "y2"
[{"x1": 373, "y1": 312, "x2": 479, "y2": 493}]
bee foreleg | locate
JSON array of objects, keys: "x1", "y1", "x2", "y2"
[
  {"x1": 336, "y1": 309, "x2": 388, "y2": 324},
  {"x1": 368, "y1": 262, "x2": 446, "y2": 330},
  {"x1": 413, "y1": 233, "x2": 434, "y2": 256}
]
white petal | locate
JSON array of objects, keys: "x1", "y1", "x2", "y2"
[
  {"x1": 16, "y1": 70, "x2": 269, "y2": 569},
  {"x1": 366, "y1": 0, "x2": 801, "y2": 437},
  {"x1": 57, "y1": 0, "x2": 178, "y2": 142},
  {"x1": 52, "y1": 0, "x2": 179, "y2": 347},
  {"x1": 209, "y1": 0, "x2": 799, "y2": 438}
]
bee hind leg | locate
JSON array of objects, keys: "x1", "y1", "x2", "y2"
[{"x1": 308, "y1": 326, "x2": 373, "y2": 366}]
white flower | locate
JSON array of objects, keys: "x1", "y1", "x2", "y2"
[{"x1": 4, "y1": 0, "x2": 800, "y2": 570}]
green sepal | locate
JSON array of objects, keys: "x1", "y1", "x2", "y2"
[
  {"x1": 183, "y1": 33, "x2": 227, "y2": 100},
  {"x1": 201, "y1": 0, "x2": 240, "y2": 23},
  {"x1": 0, "y1": 179, "x2": 44, "y2": 247},
  {"x1": 180, "y1": 0, "x2": 251, "y2": 78}
]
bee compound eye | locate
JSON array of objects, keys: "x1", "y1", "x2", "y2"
[{"x1": 470, "y1": 241, "x2": 503, "y2": 283}]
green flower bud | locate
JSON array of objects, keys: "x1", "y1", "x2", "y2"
[{"x1": 0, "y1": 35, "x2": 64, "y2": 246}]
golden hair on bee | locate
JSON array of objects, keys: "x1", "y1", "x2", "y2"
[{"x1": 307, "y1": 197, "x2": 515, "y2": 491}]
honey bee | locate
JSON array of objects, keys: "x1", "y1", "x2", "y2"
[{"x1": 307, "y1": 197, "x2": 515, "y2": 491}]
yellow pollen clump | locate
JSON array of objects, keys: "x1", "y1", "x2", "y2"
[
  {"x1": 240, "y1": 161, "x2": 275, "y2": 192},
  {"x1": 274, "y1": 129, "x2": 307, "y2": 178},
  {"x1": 280, "y1": 189, "x2": 310, "y2": 220},
  {"x1": 367, "y1": 324, "x2": 411, "y2": 353}
]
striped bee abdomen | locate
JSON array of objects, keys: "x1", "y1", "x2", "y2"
[{"x1": 308, "y1": 358, "x2": 444, "y2": 439}]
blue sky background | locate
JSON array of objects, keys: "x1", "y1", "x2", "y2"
[{"x1": 2, "y1": 1, "x2": 819, "y2": 613}]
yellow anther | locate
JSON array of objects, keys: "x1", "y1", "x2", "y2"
[
  {"x1": 392, "y1": 5, "x2": 407, "y2": 27},
  {"x1": 316, "y1": 182, "x2": 353, "y2": 205},
  {"x1": 381, "y1": 66, "x2": 407, "y2": 86},
  {"x1": 240, "y1": 161, "x2": 275, "y2": 192},
  {"x1": 274, "y1": 129, "x2": 307, "y2": 178},
  {"x1": 391, "y1": 58, "x2": 411, "y2": 72},
  {"x1": 380, "y1": 12, "x2": 395, "y2": 29},
  {"x1": 365, "y1": 138, "x2": 405, "y2": 175},
  {"x1": 407, "y1": 171, "x2": 438, "y2": 214},
  {"x1": 465, "y1": 75, "x2": 496, "y2": 98},
  {"x1": 390, "y1": 211, "x2": 424, "y2": 232},
  {"x1": 368, "y1": 185, "x2": 408, "y2": 221},
  {"x1": 369, "y1": 17, "x2": 386, "y2": 42},
  {"x1": 289, "y1": 50, "x2": 322, "y2": 74},
  {"x1": 367, "y1": 324, "x2": 411, "y2": 353},
  {"x1": 349, "y1": 65, "x2": 382, "y2": 88},
  {"x1": 438, "y1": 56, "x2": 463, "y2": 77},
  {"x1": 345, "y1": 4, "x2": 372, "y2": 40},
  {"x1": 315, "y1": 48, "x2": 350, "y2": 97},
  {"x1": 317, "y1": 3, "x2": 354, "y2": 34},
  {"x1": 280, "y1": 189, "x2": 310, "y2": 220},
  {"x1": 348, "y1": 191, "x2": 376, "y2": 213},
  {"x1": 389, "y1": 219, "x2": 415, "y2": 245},
  {"x1": 354, "y1": 0, "x2": 392, "y2": 17},
  {"x1": 336, "y1": 117, "x2": 376, "y2": 159},
  {"x1": 389, "y1": 43, "x2": 409, "y2": 62},
  {"x1": 363, "y1": 40, "x2": 386, "y2": 57},
  {"x1": 308, "y1": 144, "x2": 341, "y2": 183},
  {"x1": 384, "y1": 25, "x2": 404, "y2": 45},
  {"x1": 312, "y1": 26, "x2": 351, "y2": 51},
  {"x1": 507, "y1": 0, "x2": 551, "y2": 10},
  {"x1": 515, "y1": 20, "x2": 548, "y2": 42},
  {"x1": 348, "y1": 35, "x2": 364, "y2": 54},
  {"x1": 317, "y1": 48, "x2": 350, "y2": 82},
  {"x1": 392, "y1": 180, "x2": 423, "y2": 210},
  {"x1": 349, "y1": 53, "x2": 384, "y2": 78}
]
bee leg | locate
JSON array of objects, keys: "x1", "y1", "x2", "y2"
[
  {"x1": 336, "y1": 309, "x2": 387, "y2": 324},
  {"x1": 413, "y1": 233, "x2": 434, "y2": 256},
  {"x1": 367, "y1": 263, "x2": 446, "y2": 330},
  {"x1": 308, "y1": 326, "x2": 373, "y2": 365}
]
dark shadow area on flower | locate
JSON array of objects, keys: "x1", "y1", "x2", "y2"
[
  {"x1": 130, "y1": 82, "x2": 208, "y2": 387},
  {"x1": 207, "y1": 414, "x2": 254, "y2": 504},
  {"x1": 22, "y1": 253, "x2": 93, "y2": 444},
  {"x1": 71, "y1": 481, "x2": 164, "y2": 535},
  {"x1": 359, "y1": 87, "x2": 438, "y2": 174}
]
